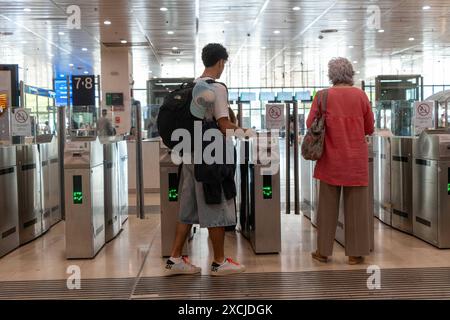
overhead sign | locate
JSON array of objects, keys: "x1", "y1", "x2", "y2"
[
  {"x1": 11, "y1": 108, "x2": 31, "y2": 136},
  {"x1": 277, "y1": 92, "x2": 293, "y2": 102},
  {"x1": 54, "y1": 78, "x2": 72, "y2": 106},
  {"x1": 414, "y1": 101, "x2": 434, "y2": 135},
  {"x1": 72, "y1": 75, "x2": 95, "y2": 106},
  {"x1": 260, "y1": 92, "x2": 275, "y2": 102},
  {"x1": 228, "y1": 91, "x2": 239, "y2": 102},
  {"x1": 266, "y1": 104, "x2": 285, "y2": 130},
  {"x1": 295, "y1": 91, "x2": 311, "y2": 102},
  {"x1": 240, "y1": 92, "x2": 256, "y2": 102}
]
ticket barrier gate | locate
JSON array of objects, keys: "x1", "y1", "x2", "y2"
[
  {"x1": 39, "y1": 141, "x2": 52, "y2": 233},
  {"x1": 237, "y1": 137, "x2": 281, "y2": 254},
  {"x1": 311, "y1": 174, "x2": 319, "y2": 228},
  {"x1": 64, "y1": 138, "x2": 105, "y2": 259},
  {"x1": 0, "y1": 146, "x2": 19, "y2": 258},
  {"x1": 413, "y1": 129, "x2": 450, "y2": 248},
  {"x1": 16, "y1": 144, "x2": 43, "y2": 245},
  {"x1": 47, "y1": 137, "x2": 62, "y2": 226},
  {"x1": 335, "y1": 141, "x2": 375, "y2": 251},
  {"x1": 117, "y1": 141, "x2": 129, "y2": 225},
  {"x1": 390, "y1": 137, "x2": 414, "y2": 234},
  {"x1": 103, "y1": 140, "x2": 121, "y2": 242},
  {"x1": 300, "y1": 157, "x2": 313, "y2": 220},
  {"x1": 38, "y1": 136, "x2": 61, "y2": 233},
  {"x1": 159, "y1": 146, "x2": 188, "y2": 257},
  {"x1": 374, "y1": 136, "x2": 392, "y2": 225}
]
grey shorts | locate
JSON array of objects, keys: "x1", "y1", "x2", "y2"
[{"x1": 178, "y1": 164, "x2": 236, "y2": 228}]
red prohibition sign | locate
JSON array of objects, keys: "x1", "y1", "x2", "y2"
[
  {"x1": 417, "y1": 103, "x2": 431, "y2": 117},
  {"x1": 15, "y1": 110, "x2": 29, "y2": 124},
  {"x1": 269, "y1": 106, "x2": 282, "y2": 119}
]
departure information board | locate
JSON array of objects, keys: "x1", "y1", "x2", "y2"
[{"x1": 54, "y1": 78, "x2": 72, "y2": 106}]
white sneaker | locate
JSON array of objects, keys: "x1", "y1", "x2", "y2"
[
  {"x1": 164, "y1": 256, "x2": 201, "y2": 276},
  {"x1": 211, "y1": 258, "x2": 246, "y2": 276}
]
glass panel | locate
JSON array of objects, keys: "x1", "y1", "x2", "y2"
[
  {"x1": 391, "y1": 100, "x2": 414, "y2": 136},
  {"x1": 297, "y1": 102, "x2": 311, "y2": 135},
  {"x1": 423, "y1": 86, "x2": 434, "y2": 100},
  {"x1": 249, "y1": 100, "x2": 262, "y2": 130},
  {"x1": 376, "y1": 101, "x2": 392, "y2": 131},
  {"x1": 142, "y1": 105, "x2": 161, "y2": 139},
  {"x1": 25, "y1": 93, "x2": 37, "y2": 113},
  {"x1": 375, "y1": 100, "x2": 414, "y2": 136},
  {"x1": 437, "y1": 101, "x2": 450, "y2": 128},
  {"x1": 133, "y1": 89, "x2": 147, "y2": 106},
  {"x1": 69, "y1": 105, "x2": 97, "y2": 137},
  {"x1": 241, "y1": 102, "x2": 252, "y2": 129}
]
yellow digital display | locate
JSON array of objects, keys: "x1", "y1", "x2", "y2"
[{"x1": 0, "y1": 93, "x2": 7, "y2": 118}]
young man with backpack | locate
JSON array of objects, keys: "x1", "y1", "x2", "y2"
[{"x1": 163, "y1": 43, "x2": 248, "y2": 276}]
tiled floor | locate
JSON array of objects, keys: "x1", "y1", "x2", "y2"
[{"x1": 2, "y1": 202, "x2": 450, "y2": 282}]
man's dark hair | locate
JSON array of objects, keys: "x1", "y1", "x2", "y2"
[{"x1": 202, "y1": 43, "x2": 228, "y2": 68}]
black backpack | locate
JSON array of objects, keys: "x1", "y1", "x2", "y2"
[{"x1": 157, "y1": 80, "x2": 217, "y2": 149}]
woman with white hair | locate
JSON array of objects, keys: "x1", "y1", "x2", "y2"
[{"x1": 306, "y1": 57, "x2": 375, "y2": 265}]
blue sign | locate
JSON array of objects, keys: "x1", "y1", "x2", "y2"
[
  {"x1": 228, "y1": 91, "x2": 239, "y2": 102},
  {"x1": 277, "y1": 92, "x2": 293, "y2": 102},
  {"x1": 260, "y1": 92, "x2": 275, "y2": 101},
  {"x1": 295, "y1": 91, "x2": 312, "y2": 102},
  {"x1": 24, "y1": 85, "x2": 56, "y2": 98},
  {"x1": 240, "y1": 92, "x2": 257, "y2": 102},
  {"x1": 54, "y1": 78, "x2": 72, "y2": 106}
]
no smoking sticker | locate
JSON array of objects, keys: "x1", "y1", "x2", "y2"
[
  {"x1": 15, "y1": 109, "x2": 29, "y2": 123},
  {"x1": 11, "y1": 108, "x2": 32, "y2": 136},
  {"x1": 417, "y1": 103, "x2": 431, "y2": 117},
  {"x1": 414, "y1": 101, "x2": 434, "y2": 135},
  {"x1": 268, "y1": 106, "x2": 282, "y2": 119},
  {"x1": 266, "y1": 104, "x2": 285, "y2": 130}
]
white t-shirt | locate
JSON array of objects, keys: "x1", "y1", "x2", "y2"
[{"x1": 190, "y1": 77, "x2": 229, "y2": 121}]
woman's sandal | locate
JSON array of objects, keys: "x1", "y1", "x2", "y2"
[{"x1": 311, "y1": 250, "x2": 328, "y2": 263}]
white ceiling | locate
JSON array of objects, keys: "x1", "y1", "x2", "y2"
[{"x1": 1, "y1": 0, "x2": 450, "y2": 89}]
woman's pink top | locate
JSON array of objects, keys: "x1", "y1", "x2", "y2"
[{"x1": 306, "y1": 87, "x2": 375, "y2": 187}]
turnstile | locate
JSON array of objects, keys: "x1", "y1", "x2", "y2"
[
  {"x1": 16, "y1": 144, "x2": 43, "y2": 245},
  {"x1": 237, "y1": 140, "x2": 251, "y2": 237},
  {"x1": 159, "y1": 146, "x2": 188, "y2": 257},
  {"x1": 0, "y1": 146, "x2": 19, "y2": 258},
  {"x1": 391, "y1": 136, "x2": 414, "y2": 234},
  {"x1": 413, "y1": 129, "x2": 450, "y2": 248},
  {"x1": 47, "y1": 137, "x2": 61, "y2": 226},
  {"x1": 374, "y1": 136, "x2": 392, "y2": 225},
  {"x1": 64, "y1": 138, "x2": 105, "y2": 259},
  {"x1": 311, "y1": 173, "x2": 319, "y2": 227},
  {"x1": 335, "y1": 140, "x2": 375, "y2": 251},
  {"x1": 117, "y1": 141, "x2": 129, "y2": 225},
  {"x1": 238, "y1": 136, "x2": 281, "y2": 254},
  {"x1": 300, "y1": 156, "x2": 313, "y2": 219},
  {"x1": 103, "y1": 142, "x2": 121, "y2": 242},
  {"x1": 39, "y1": 143, "x2": 52, "y2": 233}
]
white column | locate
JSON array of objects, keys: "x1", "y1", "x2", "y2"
[{"x1": 100, "y1": 47, "x2": 133, "y2": 135}]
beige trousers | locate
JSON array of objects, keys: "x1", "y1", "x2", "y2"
[{"x1": 317, "y1": 181, "x2": 370, "y2": 257}]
